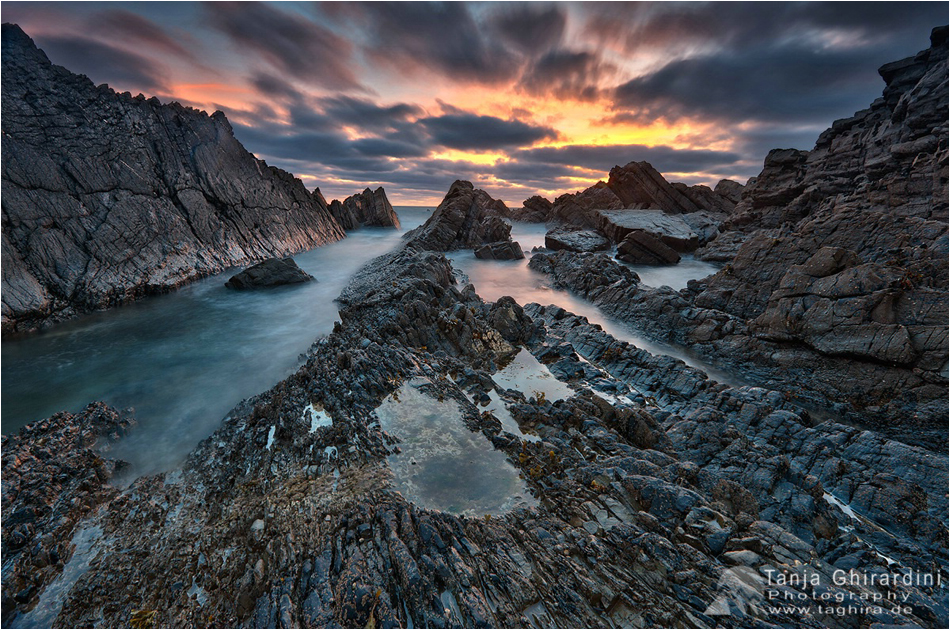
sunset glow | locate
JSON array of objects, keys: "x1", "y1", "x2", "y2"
[{"x1": 2, "y1": 1, "x2": 943, "y2": 205}]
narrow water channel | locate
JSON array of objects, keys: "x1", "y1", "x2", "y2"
[{"x1": 2, "y1": 209, "x2": 731, "y2": 476}]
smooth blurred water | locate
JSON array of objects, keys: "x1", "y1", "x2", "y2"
[
  {"x1": 2, "y1": 211, "x2": 733, "y2": 476},
  {"x1": 449, "y1": 221, "x2": 737, "y2": 384},
  {"x1": 0, "y1": 208, "x2": 432, "y2": 474}
]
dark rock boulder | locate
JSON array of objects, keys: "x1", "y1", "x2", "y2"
[
  {"x1": 544, "y1": 228, "x2": 610, "y2": 253},
  {"x1": 594, "y1": 209, "x2": 699, "y2": 250},
  {"x1": 403, "y1": 180, "x2": 518, "y2": 255},
  {"x1": 616, "y1": 231, "x2": 681, "y2": 265},
  {"x1": 1, "y1": 24, "x2": 344, "y2": 334},
  {"x1": 329, "y1": 187, "x2": 400, "y2": 230},
  {"x1": 224, "y1": 258, "x2": 314, "y2": 290}
]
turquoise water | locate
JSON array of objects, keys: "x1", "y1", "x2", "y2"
[
  {"x1": 2, "y1": 209, "x2": 729, "y2": 477},
  {"x1": 1, "y1": 208, "x2": 431, "y2": 474}
]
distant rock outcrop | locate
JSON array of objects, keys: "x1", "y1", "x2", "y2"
[
  {"x1": 328, "y1": 187, "x2": 400, "y2": 230},
  {"x1": 0, "y1": 24, "x2": 345, "y2": 334},
  {"x1": 224, "y1": 258, "x2": 314, "y2": 290},
  {"x1": 509, "y1": 195, "x2": 553, "y2": 222},
  {"x1": 403, "y1": 180, "x2": 522, "y2": 259}
]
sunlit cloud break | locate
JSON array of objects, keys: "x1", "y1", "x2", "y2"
[{"x1": 3, "y1": 1, "x2": 944, "y2": 204}]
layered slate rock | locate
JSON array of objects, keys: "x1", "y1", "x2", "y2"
[
  {"x1": 328, "y1": 187, "x2": 400, "y2": 230},
  {"x1": 528, "y1": 27, "x2": 950, "y2": 448},
  {"x1": 509, "y1": 195, "x2": 553, "y2": 222},
  {"x1": 1, "y1": 24, "x2": 345, "y2": 334},
  {"x1": 544, "y1": 228, "x2": 610, "y2": 253},
  {"x1": 224, "y1": 258, "x2": 314, "y2": 290},
  {"x1": 404, "y1": 180, "x2": 522, "y2": 258},
  {"x1": 616, "y1": 231, "x2": 681, "y2": 265},
  {"x1": 594, "y1": 209, "x2": 700, "y2": 250},
  {"x1": 548, "y1": 164, "x2": 742, "y2": 231},
  {"x1": 2, "y1": 245, "x2": 945, "y2": 628}
]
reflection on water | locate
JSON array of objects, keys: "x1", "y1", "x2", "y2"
[
  {"x1": 2, "y1": 210, "x2": 739, "y2": 478},
  {"x1": 495, "y1": 348, "x2": 574, "y2": 403},
  {"x1": 376, "y1": 382, "x2": 536, "y2": 515},
  {"x1": 621, "y1": 255, "x2": 721, "y2": 291},
  {"x1": 1, "y1": 208, "x2": 431, "y2": 475},
  {"x1": 450, "y1": 221, "x2": 741, "y2": 386}
]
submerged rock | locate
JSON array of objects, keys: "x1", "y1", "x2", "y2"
[
  {"x1": 224, "y1": 258, "x2": 315, "y2": 290},
  {"x1": 0, "y1": 25, "x2": 345, "y2": 334}
]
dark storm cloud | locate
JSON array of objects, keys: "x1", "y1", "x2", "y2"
[
  {"x1": 90, "y1": 10, "x2": 198, "y2": 61},
  {"x1": 322, "y1": 1, "x2": 521, "y2": 83},
  {"x1": 419, "y1": 114, "x2": 558, "y2": 150},
  {"x1": 597, "y1": 1, "x2": 946, "y2": 126},
  {"x1": 206, "y1": 1, "x2": 360, "y2": 90},
  {"x1": 519, "y1": 49, "x2": 614, "y2": 100},
  {"x1": 581, "y1": 1, "x2": 944, "y2": 56},
  {"x1": 249, "y1": 72, "x2": 306, "y2": 102},
  {"x1": 320, "y1": 96, "x2": 425, "y2": 132},
  {"x1": 488, "y1": 4, "x2": 567, "y2": 55},
  {"x1": 34, "y1": 35, "x2": 168, "y2": 93},
  {"x1": 613, "y1": 44, "x2": 879, "y2": 125},
  {"x1": 511, "y1": 144, "x2": 742, "y2": 175}
]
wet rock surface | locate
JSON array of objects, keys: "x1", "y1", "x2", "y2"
[
  {"x1": 1, "y1": 403, "x2": 133, "y2": 623},
  {"x1": 328, "y1": 187, "x2": 400, "y2": 230},
  {"x1": 616, "y1": 231, "x2": 681, "y2": 265},
  {"x1": 1, "y1": 25, "x2": 345, "y2": 334},
  {"x1": 2, "y1": 242, "x2": 946, "y2": 628},
  {"x1": 528, "y1": 31, "x2": 949, "y2": 451},
  {"x1": 544, "y1": 228, "x2": 610, "y2": 253},
  {"x1": 224, "y1": 258, "x2": 315, "y2": 290},
  {"x1": 404, "y1": 181, "x2": 520, "y2": 257}
]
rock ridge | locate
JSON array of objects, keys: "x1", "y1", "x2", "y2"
[{"x1": 1, "y1": 24, "x2": 346, "y2": 334}]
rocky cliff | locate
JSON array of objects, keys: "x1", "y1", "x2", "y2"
[
  {"x1": 1, "y1": 24, "x2": 345, "y2": 334},
  {"x1": 328, "y1": 187, "x2": 400, "y2": 230},
  {"x1": 530, "y1": 27, "x2": 949, "y2": 447}
]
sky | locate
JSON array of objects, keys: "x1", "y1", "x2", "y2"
[{"x1": 2, "y1": 1, "x2": 946, "y2": 206}]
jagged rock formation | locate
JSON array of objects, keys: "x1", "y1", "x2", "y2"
[
  {"x1": 404, "y1": 180, "x2": 523, "y2": 259},
  {"x1": 529, "y1": 27, "x2": 949, "y2": 448},
  {"x1": 524, "y1": 164, "x2": 742, "y2": 233},
  {"x1": 328, "y1": 187, "x2": 400, "y2": 230},
  {"x1": 224, "y1": 258, "x2": 314, "y2": 290},
  {"x1": 1, "y1": 24, "x2": 345, "y2": 334},
  {"x1": 2, "y1": 244, "x2": 946, "y2": 628},
  {"x1": 510, "y1": 195, "x2": 553, "y2": 222}
]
